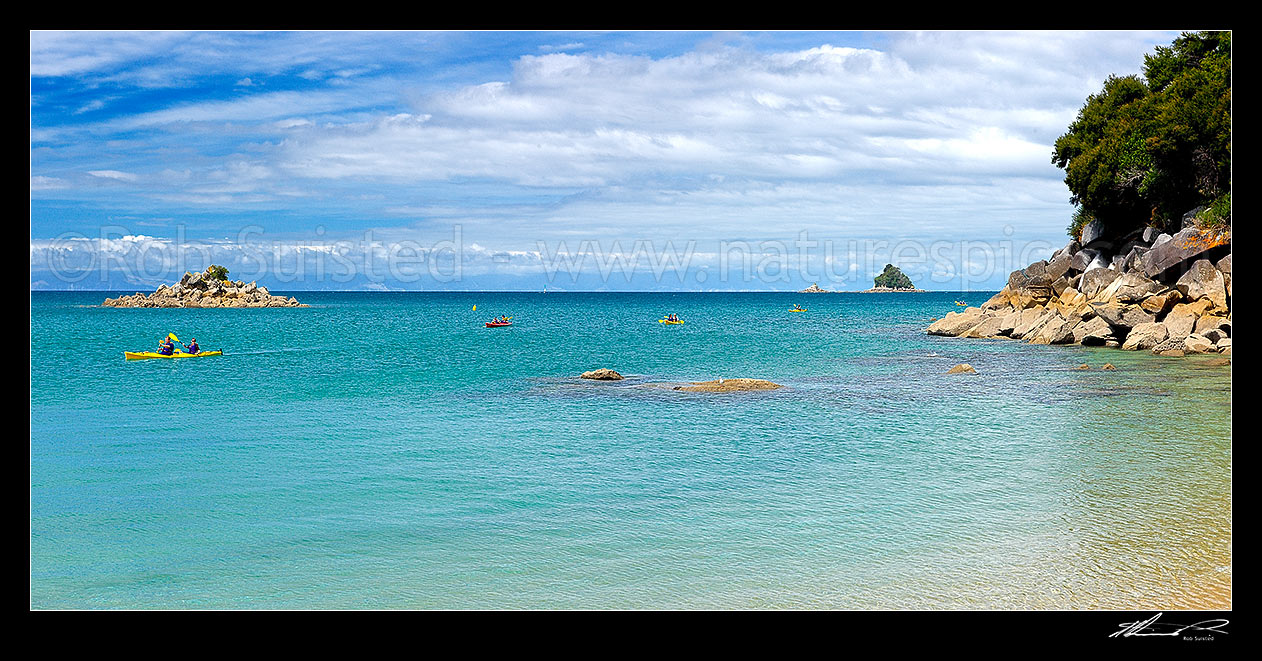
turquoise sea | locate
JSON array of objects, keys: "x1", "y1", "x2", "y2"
[{"x1": 29, "y1": 291, "x2": 1231, "y2": 609}]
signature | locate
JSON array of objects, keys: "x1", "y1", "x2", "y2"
[{"x1": 1110, "y1": 613, "x2": 1230, "y2": 638}]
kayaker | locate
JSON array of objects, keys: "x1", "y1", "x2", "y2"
[
  {"x1": 157, "y1": 336, "x2": 175, "y2": 356},
  {"x1": 184, "y1": 338, "x2": 200, "y2": 354}
]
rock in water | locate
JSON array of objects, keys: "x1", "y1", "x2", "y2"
[
  {"x1": 675, "y1": 379, "x2": 783, "y2": 392},
  {"x1": 945, "y1": 363, "x2": 977, "y2": 374},
  {"x1": 580, "y1": 368, "x2": 624, "y2": 381}
]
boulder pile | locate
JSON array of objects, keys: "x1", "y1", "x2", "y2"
[
  {"x1": 103, "y1": 268, "x2": 308, "y2": 308},
  {"x1": 928, "y1": 221, "x2": 1231, "y2": 356}
]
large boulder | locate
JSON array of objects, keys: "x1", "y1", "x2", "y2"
[
  {"x1": 980, "y1": 288, "x2": 1013, "y2": 311},
  {"x1": 1089, "y1": 301, "x2": 1156, "y2": 332},
  {"x1": 1120, "y1": 322, "x2": 1169, "y2": 351},
  {"x1": 1112, "y1": 272, "x2": 1165, "y2": 303},
  {"x1": 1078, "y1": 268, "x2": 1121, "y2": 300},
  {"x1": 1073, "y1": 316, "x2": 1115, "y2": 345},
  {"x1": 1183, "y1": 333, "x2": 1216, "y2": 354},
  {"x1": 1070, "y1": 249, "x2": 1106, "y2": 274},
  {"x1": 1141, "y1": 227, "x2": 1231, "y2": 281},
  {"x1": 1080, "y1": 219, "x2": 1108, "y2": 249},
  {"x1": 1175, "y1": 258, "x2": 1229, "y2": 310},
  {"x1": 1006, "y1": 262, "x2": 1055, "y2": 307},
  {"x1": 1216, "y1": 253, "x2": 1232, "y2": 298},
  {"x1": 1139, "y1": 289, "x2": 1182, "y2": 315},
  {"x1": 1046, "y1": 250, "x2": 1075, "y2": 282},
  {"x1": 1194, "y1": 315, "x2": 1230, "y2": 337},
  {"x1": 1162, "y1": 310, "x2": 1199, "y2": 341},
  {"x1": 961, "y1": 314, "x2": 1009, "y2": 339},
  {"x1": 1027, "y1": 313, "x2": 1077, "y2": 345},
  {"x1": 1010, "y1": 307, "x2": 1054, "y2": 340},
  {"x1": 927, "y1": 308, "x2": 988, "y2": 336}
]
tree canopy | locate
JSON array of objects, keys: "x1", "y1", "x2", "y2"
[
  {"x1": 1052, "y1": 31, "x2": 1230, "y2": 240},
  {"x1": 873, "y1": 264, "x2": 915, "y2": 289}
]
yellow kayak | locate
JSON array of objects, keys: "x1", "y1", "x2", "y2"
[
  {"x1": 658, "y1": 319, "x2": 684, "y2": 325},
  {"x1": 124, "y1": 350, "x2": 223, "y2": 360},
  {"x1": 788, "y1": 308, "x2": 807, "y2": 312}
]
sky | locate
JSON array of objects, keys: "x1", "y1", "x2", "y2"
[{"x1": 30, "y1": 30, "x2": 1183, "y2": 291}]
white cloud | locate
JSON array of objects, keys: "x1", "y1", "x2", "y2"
[
  {"x1": 88, "y1": 169, "x2": 140, "y2": 182},
  {"x1": 31, "y1": 175, "x2": 67, "y2": 190}
]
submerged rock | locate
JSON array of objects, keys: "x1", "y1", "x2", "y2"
[{"x1": 674, "y1": 378, "x2": 783, "y2": 392}]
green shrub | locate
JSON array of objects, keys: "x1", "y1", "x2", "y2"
[{"x1": 206, "y1": 265, "x2": 230, "y2": 281}]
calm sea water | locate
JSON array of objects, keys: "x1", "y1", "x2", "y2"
[{"x1": 29, "y1": 291, "x2": 1231, "y2": 609}]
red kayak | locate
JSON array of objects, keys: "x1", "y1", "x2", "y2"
[{"x1": 485, "y1": 321, "x2": 513, "y2": 328}]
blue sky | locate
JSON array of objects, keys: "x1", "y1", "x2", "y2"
[{"x1": 30, "y1": 30, "x2": 1181, "y2": 291}]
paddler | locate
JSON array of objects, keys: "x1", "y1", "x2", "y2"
[
  {"x1": 157, "y1": 335, "x2": 175, "y2": 356},
  {"x1": 183, "y1": 338, "x2": 200, "y2": 354}
]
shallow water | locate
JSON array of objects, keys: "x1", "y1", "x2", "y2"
[{"x1": 29, "y1": 291, "x2": 1231, "y2": 609}]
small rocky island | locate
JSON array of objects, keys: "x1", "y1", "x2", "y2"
[
  {"x1": 861, "y1": 264, "x2": 926, "y2": 292},
  {"x1": 927, "y1": 218, "x2": 1231, "y2": 357},
  {"x1": 798, "y1": 283, "x2": 840, "y2": 293},
  {"x1": 103, "y1": 266, "x2": 307, "y2": 308}
]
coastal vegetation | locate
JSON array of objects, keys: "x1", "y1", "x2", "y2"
[
  {"x1": 1052, "y1": 31, "x2": 1231, "y2": 241},
  {"x1": 872, "y1": 264, "x2": 916, "y2": 290},
  {"x1": 206, "y1": 264, "x2": 230, "y2": 282},
  {"x1": 931, "y1": 31, "x2": 1231, "y2": 359}
]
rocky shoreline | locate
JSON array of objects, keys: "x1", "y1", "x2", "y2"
[
  {"x1": 103, "y1": 268, "x2": 308, "y2": 308},
  {"x1": 927, "y1": 219, "x2": 1230, "y2": 357}
]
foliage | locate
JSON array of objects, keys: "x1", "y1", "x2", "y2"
[
  {"x1": 1194, "y1": 192, "x2": 1231, "y2": 230},
  {"x1": 873, "y1": 264, "x2": 915, "y2": 289},
  {"x1": 1052, "y1": 31, "x2": 1230, "y2": 238},
  {"x1": 206, "y1": 264, "x2": 230, "y2": 281}
]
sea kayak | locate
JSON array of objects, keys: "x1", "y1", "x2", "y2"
[
  {"x1": 124, "y1": 350, "x2": 223, "y2": 360},
  {"x1": 658, "y1": 319, "x2": 684, "y2": 325},
  {"x1": 788, "y1": 308, "x2": 807, "y2": 312},
  {"x1": 485, "y1": 321, "x2": 513, "y2": 328}
]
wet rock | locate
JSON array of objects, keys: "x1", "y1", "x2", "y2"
[
  {"x1": 945, "y1": 364, "x2": 977, "y2": 374},
  {"x1": 580, "y1": 368, "x2": 625, "y2": 381},
  {"x1": 676, "y1": 378, "x2": 783, "y2": 392}
]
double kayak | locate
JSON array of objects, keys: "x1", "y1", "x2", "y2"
[
  {"x1": 485, "y1": 321, "x2": 513, "y2": 328},
  {"x1": 788, "y1": 308, "x2": 807, "y2": 312},
  {"x1": 124, "y1": 350, "x2": 223, "y2": 360},
  {"x1": 658, "y1": 319, "x2": 684, "y2": 325}
]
